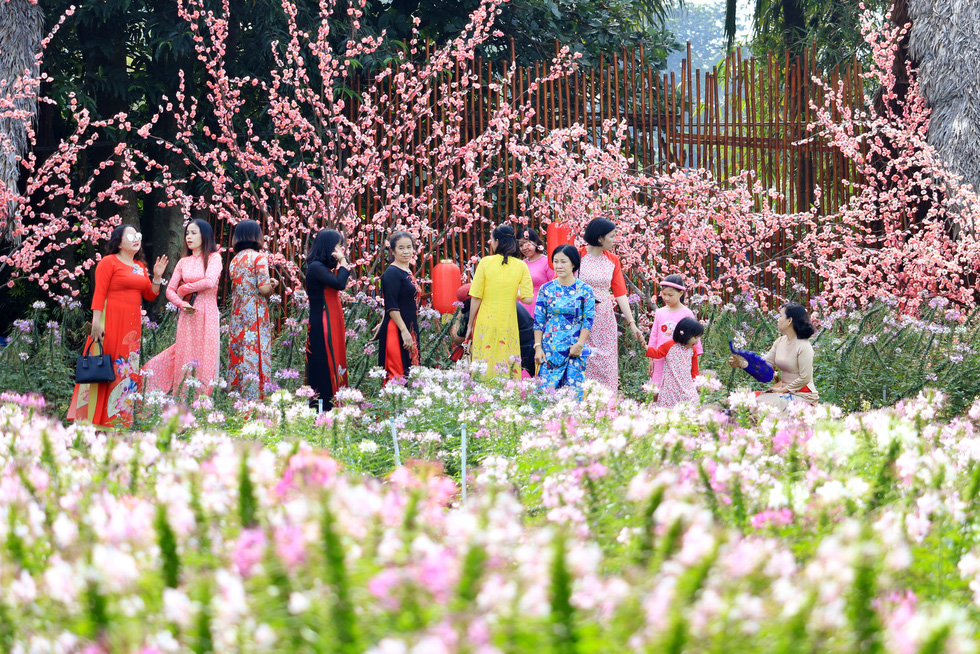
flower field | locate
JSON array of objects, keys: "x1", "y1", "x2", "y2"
[{"x1": 4, "y1": 372, "x2": 980, "y2": 653}]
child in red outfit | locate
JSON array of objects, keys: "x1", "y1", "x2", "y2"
[
  {"x1": 646, "y1": 317, "x2": 703, "y2": 407},
  {"x1": 648, "y1": 275, "x2": 703, "y2": 385}
]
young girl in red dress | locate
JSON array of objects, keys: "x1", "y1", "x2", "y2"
[{"x1": 646, "y1": 317, "x2": 704, "y2": 408}]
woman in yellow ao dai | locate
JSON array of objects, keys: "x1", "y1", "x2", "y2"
[{"x1": 466, "y1": 225, "x2": 533, "y2": 379}]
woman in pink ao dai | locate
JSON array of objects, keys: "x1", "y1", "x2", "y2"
[
  {"x1": 518, "y1": 228, "x2": 554, "y2": 318},
  {"x1": 143, "y1": 220, "x2": 222, "y2": 396}
]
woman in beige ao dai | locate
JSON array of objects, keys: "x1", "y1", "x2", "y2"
[{"x1": 729, "y1": 302, "x2": 818, "y2": 409}]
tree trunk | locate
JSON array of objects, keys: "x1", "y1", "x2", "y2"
[{"x1": 0, "y1": 0, "x2": 44, "y2": 246}]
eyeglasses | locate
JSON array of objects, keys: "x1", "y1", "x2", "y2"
[{"x1": 126, "y1": 233, "x2": 143, "y2": 242}]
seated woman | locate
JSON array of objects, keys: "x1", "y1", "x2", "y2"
[{"x1": 728, "y1": 302, "x2": 819, "y2": 409}]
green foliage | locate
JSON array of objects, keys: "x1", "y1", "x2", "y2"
[
  {"x1": 193, "y1": 581, "x2": 214, "y2": 654},
  {"x1": 721, "y1": 0, "x2": 891, "y2": 70},
  {"x1": 636, "y1": 485, "x2": 666, "y2": 566},
  {"x1": 0, "y1": 598, "x2": 13, "y2": 653},
  {"x1": 916, "y1": 626, "x2": 951, "y2": 654},
  {"x1": 866, "y1": 438, "x2": 901, "y2": 513},
  {"x1": 322, "y1": 500, "x2": 359, "y2": 653},
  {"x1": 0, "y1": 304, "x2": 81, "y2": 416},
  {"x1": 238, "y1": 453, "x2": 258, "y2": 529},
  {"x1": 189, "y1": 476, "x2": 212, "y2": 558},
  {"x1": 549, "y1": 533, "x2": 578, "y2": 654},
  {"x1": 776, "y1": 597, "x2": 814, "y2": 654},
  {"x1": 84, "y1": 580, "x2": 110, "y2": 639},
  {"x1": 847, "y1": 548, "x2": 883, "y2": 654},
  {"x1": 156, "y1": 502, "x2": 181, "y2": 589},
  {"x1": 455, "y1": 544, "x2": 489, "y2": 610},
  {"x1": 351, "y1": 0, "x2": 679, "y2": 68}
]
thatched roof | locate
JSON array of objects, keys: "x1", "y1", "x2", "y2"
[{"x1": 908, "y1": 0, "x2": 980, "y2": 194}]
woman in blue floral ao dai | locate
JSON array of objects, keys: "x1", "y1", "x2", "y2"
[{"x1": 533, "y1": 245, "x2": 596, "y2": 397}]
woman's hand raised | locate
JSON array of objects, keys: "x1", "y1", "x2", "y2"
[{"x1": 153, "y1": 255, "x2": 169, "y2": 280}]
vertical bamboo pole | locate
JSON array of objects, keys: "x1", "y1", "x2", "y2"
[
  {"x1": 657, "y1": 72, "x2": 667, "y2": 170},
  {"x1": 679, "y1": 57, "x2": 687, "y2": 168},
  {"x1": 640, "y1": 47, "x2": 651, "y2": 172},
  {"x1": 669, "y1": 71, "x2": 678, "y2": 165},
  {"x1": 633, "y1": 46, "x2": 640, "y2": 166},
  {"x1": 694, "y1": 68, "x2": 702, "y2": 171}
]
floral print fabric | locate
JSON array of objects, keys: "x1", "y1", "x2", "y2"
[
  {"x1": 67, "y1": 254, "x2": 158, "y2": 427},
  {"x1": 534, "y1": 279, "x2": 596, "y2": 396},
  {"x1": 579, "y1": 252, "x2": 619, "y2": 389},
  {"x1": 228, "y1": 249, "x2": 272, "y2": 399}
]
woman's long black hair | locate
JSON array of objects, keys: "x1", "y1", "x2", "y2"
[
  {"x1": 105, "y1": 224, "x2": 145, "y2": 263},
  {"x1": 186, "y1": 219, "x2": 219, "y2": 274},
  {"x1": 308, "y1": 229, "x2": 346, "y2": 271},
  {"x1": 492, "y1": 225, "x2": 519, "y2": 264},
  {"x1": 782, "y1": 303, "x2": 816, "y2": 339}
]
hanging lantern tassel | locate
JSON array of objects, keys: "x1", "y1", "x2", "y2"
[{"x1": 432, "y1": 259, "x2": 462, "y2": 315}]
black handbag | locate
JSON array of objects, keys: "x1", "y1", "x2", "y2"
[{"x1": 75, "y1": 339, "x2": 116, "y2": 384}]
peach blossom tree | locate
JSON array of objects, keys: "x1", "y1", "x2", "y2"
[{"x1": 2, "y1": 0, "x2": 978, "y2": 310}]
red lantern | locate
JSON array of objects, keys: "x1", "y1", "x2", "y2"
[
  {"x1": 432, "y1": 259, "x2": 462, "y2": 314},
  {"x1": 546, "y1": 222, "x2": 573, "y2": 269}
]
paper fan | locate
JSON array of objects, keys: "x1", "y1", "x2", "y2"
[{"x1": 729, "y1": 340, "x2": 774, "y2": 383}]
